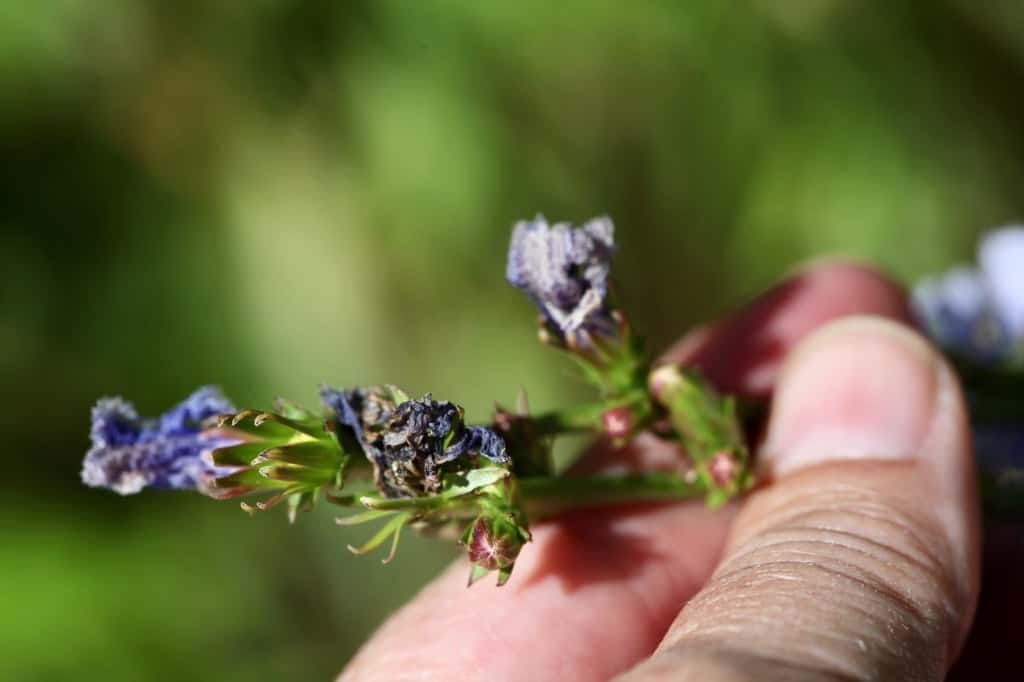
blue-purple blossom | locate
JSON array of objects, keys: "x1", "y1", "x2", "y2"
[
  {"x1": 912, "y1": 226, "x2": 1024, "y2": 364},
  {"x1": 506, "y1": 215, "x2": 617, "y2": 346},
  {"x1": 81, "y1": 386, "x2": 238, "y2": 495},
  {"x1": 320, "y1": 386, "x2": 508, "y2": 497}
]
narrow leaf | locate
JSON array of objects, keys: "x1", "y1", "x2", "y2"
[{"x1": 335, "y1": 509, "x2": 395, "y2": 527}]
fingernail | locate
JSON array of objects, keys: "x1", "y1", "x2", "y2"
[{"x1": 761, "y1": 316, "x2": 941, "y2": 478}]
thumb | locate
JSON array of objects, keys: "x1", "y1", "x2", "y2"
[{"x1": 623, "y1": 316, "x2": 981, "y2": 682}]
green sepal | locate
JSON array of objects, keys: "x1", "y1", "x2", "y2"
[
  {"x1": 565, "y1": 327, "x2": 648, "y2": 399},
  {"x1": 286, "y1": 488, "x2": 318, "y2": 524},
  {"x1": 206, "y1": 400, "x2": 350, "y2": 521},
  {"x1": 258, "y1": 464, "x2": 337, "y2": 486},
  {"x1": 220, "y1": 409, "x2": 326, "y2": 440},
  {"x1": 459, "y1": 476, "x2": 531, "y2": 586},
  {"x1": 210, "y1": 467, "x2": 290, "y2": 490},
  {"x1": 496, "y1": 565, "x2": 514, "y2": 587},
  {"x1": 217, "y1": 411, "x2": 294, "y2": 440},
  {"x1": 259, "y1": 441, "x2": 345, "y2": 471},
  {"x1": 466, "y1": 564, "x2": 490, "y2": 587},
  {"x1": 272, "y1": 397, "x2": 316, "y2": 421},
  {"x1": 209, "y1": 442, "x2": 268, "y2": 467}
]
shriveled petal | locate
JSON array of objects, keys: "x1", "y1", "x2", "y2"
[
  {"x1": 444, "y1": 425, "x2": 509, "y2": 464},
  {"x1": 506, "y1": 214, "x2": 617, "y2": 343},
  {"x1": 158, "y1": 386, "x2": 234, "y2": 435},
  {"x1": 89, "y1": 397, "x2": 143, "y2": 448},
  {"x1": 82, "y1": 387, "x2": 238, "y2": 495}
]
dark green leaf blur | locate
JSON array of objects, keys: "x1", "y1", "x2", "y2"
[{"x1": 4, "y1": 2, "x2": 1021, "y2": 679}]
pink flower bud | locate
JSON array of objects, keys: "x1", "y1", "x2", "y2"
[
  {"x1": 466, "y1": 517, "x2": 517, "y2": 571},
  {"x1": 602, "y1": 406, "x2": 633, "y2": 439},
  {"x1": 707, "y1": 450, "x2": 738, "y2": 488},
  {"x1": 648, "y1": 365, "x2": 684, "y2": 403}
]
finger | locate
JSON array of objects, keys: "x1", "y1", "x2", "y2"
[
  {"x1": 341, "y1": 266, "x2": 911, "y2": 682},
  {"x1": 621, "y1": 317, "x2": 981, "y2": 682},
  {"x1": 660, "y1": 260, "x2": 911, "y2": 397},
  {"x1": 339, "y1": 500, "x2": 734, "y2": 682}
]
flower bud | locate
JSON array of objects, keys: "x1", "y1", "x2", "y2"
[
  {"x1": 601, "y1": 405, "x2": 634, "y2": 440},
  {"x1": 648, "y1": 364, "x2": 685, "y2": 403},
  {"x1": 706, "y1": 449, "x2": 739, "y2": 488},
  {"x1": 465, "y1": 517, "x2": 518, "y2": 572},
  {"x1": 461, "y1": 505, "x2": 531, "y2": 586},
  {"x1": 648, "y1": 366, "x2": 753, "y2": 507}
]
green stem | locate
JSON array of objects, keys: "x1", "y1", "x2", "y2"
[
  {"x1": 528, "y1": 402, "x2": 610, "y2": 435},
  {"x1": 518, "y1": 472, "x2": 704, "y2": 521}
]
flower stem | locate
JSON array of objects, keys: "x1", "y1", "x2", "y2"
[
  {"x1": 518, "y1": 472, "x2": 704, "y2": 521},
  {"x1": 527, "y1": 402, "x2": 609, "y2": 435}
]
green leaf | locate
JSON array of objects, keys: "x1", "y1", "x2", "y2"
[
  {"x1": 381, "y1": 517, "x2": 405, "y2": 564},
  {"x1": 335, "y1": 509, "x2": 395, "y2": 527},
  {"x1": 347, "y1": 512, "x2": 411, "y2": 558},
  {"x1": 354, "y1": 467, "x2": 510, "y2": 511},
  {"x1": 440, "y1": 467, "x2": 509, "y2": 498}
]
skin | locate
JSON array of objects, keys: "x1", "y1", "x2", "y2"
[{"x1": 340, "y1": 261, "x2": 986, "y2": 682}]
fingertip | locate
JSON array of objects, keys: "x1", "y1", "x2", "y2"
[
  {"x1": 757, "y1": 314, "x2": 981, "y2": 655},
  {"x1": 759, "y1": 315, "x2": 942, "y2": 478}
]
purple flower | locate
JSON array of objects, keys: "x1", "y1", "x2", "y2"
[
  {"x1": 912, "y1": 226, "x2": 1024, "y2": 364},
  {"x1": 81, "y1": 386, "x2": 238, "y2": 495},
  {"x1": 506, "y1": 215, "x2": 617, "y2": 346},
  {"x1": 320, "y1": 386, "x2": 508, "y2": 497}
]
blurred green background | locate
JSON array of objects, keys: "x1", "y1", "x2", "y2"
[{"x1": 4, "y1": 2, "x2": 1024, "y2": 679}]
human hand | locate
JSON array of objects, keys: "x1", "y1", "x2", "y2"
[{"x1": 340, "y1": 262, "x2": 983, "y2": 682}]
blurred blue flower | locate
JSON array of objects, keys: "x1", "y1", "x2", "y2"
[
  {"x1": 978, "y1": 226, "x2": 1024, "y2": 340},
  {"x1": 81, "y1": 386, "x2": 238, "y2": 495},
  {"x1": 974, "y1": 423, "x2": 1024, "y2": 486},
  {"x1": 912, "y1": 226, "x2": 1024, "y2": 364},
  {"x1": 321, "y1": 386, "x2": 508, "y2": 497},
  {"x1": 506, "y1": 215, "x2": 617, "y2": 346}
]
